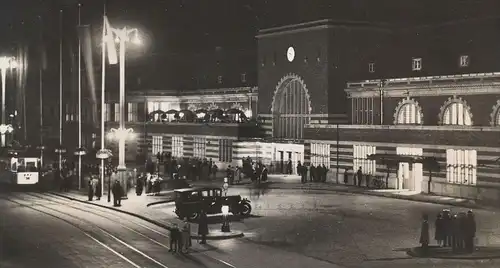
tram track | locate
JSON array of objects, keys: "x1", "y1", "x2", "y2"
[{"x1": 9, "y1": 192, "x2": 237, "y2": 268}]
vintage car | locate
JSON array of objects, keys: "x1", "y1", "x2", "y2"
[{"x1": 174, "y1": 186, "x2": 252, "y2": 221}]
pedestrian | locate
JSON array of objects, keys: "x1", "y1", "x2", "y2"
[
  {"x1": 343, "y1": 168, "x2": 349, "y2": 184},
  {"x1": 356, "y1": 167, "x2": 363, "y2": 187},
  {"x1": 451, "y1": 214, "x2": 461, "y2": 252},
  {"x1": 136, "y1": 174, "x2": 144, "y2": 196},
  {"x1": 435, "y1": 212, "x2": 445, "y2": 246},
  {"x1": 442, "y1": 209, "x2": 452, "y2": 247},
  {"x1": 112, "y1": 180, "x2": 123, "y2": 207},
  {"x1": 169, "y1": 223, "x2": 180, "y2": 252},
  {"x1": 420, "y1": 214, "x2": 430, "y2": 253},
  {"x1": 87, "y1": 176, "x2": 94, "y2": 201},
  {"x1": 464, "y1": 210, "x2": 476, "y2": 253},
  {"x1": 181, "y1": 217, "x2": 192, "y2": 253},
  {"x1": 198, "y1": 209, "x2": 209, "y2": 244},
  {"x1": 95, "y1": 177, "x2": 102, "y2": 201}
]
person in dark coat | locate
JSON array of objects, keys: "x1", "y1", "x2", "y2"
[
  {"x1": 310, "y1": 164, "x2": 316, "y2": 182},
  {"x1": 198, "y1": 210, "x2": 209, "y2": 244},
  {"x1": 169, "y1": 223, "x2": 180, "y2": 252},
  {"x1": 261, "y1": 166, "x2": 268, "y2": 182},
  {"x1": 95, "y1": 179, "x2": 102, "y2": 201},
  {"x1": 451, "y1": 214, "x2": 462, "y2": 252},
  {"x1": 356, "y1": 167, "x2": 363, "y2": 187},
  {"x1": 321, "y1": 164, "x2": 328, "y2": 182},
  {"x1": 464, "y1": 210, "x2": 476, "y2": 253},
  {"x1": 435, "y1": 212, "x2": 445, "y2": 246},
  {"x1": 420, "y1": 214, "x2": 430, "y2": 252},
  {"x1": 343, "y1": 168, "x2": 349, "y2": 184},
  {"x1": 87, "y1": 177, "x2": 94, "y2": 201},
  {"x1": 112, "y1": 180, "x2": 123, "y2": 207},
  {"x1": 136, "y1": 174, "x2": 144, "y2": 196},
  {"x1": 442, "y1": 209, "x2": 452, "y2": 247}
]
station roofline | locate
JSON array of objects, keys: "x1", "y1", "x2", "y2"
[{"x1": 257, "y1": 19, "x2": 391, "y2": 38}]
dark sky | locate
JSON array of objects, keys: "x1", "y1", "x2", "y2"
[{"x1": 1, "y1": 0, "x2": 500, "y2": 54}]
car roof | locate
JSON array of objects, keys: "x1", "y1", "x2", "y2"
[{"x1": 174, "y1": 186, "x2": 222, "y2": 192}]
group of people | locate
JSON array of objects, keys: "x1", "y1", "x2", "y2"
[
  {"x1": 135, "y1": 173, "x2": 163, "y2": 196},
  {"x1": 242, "y1": 157, "x2": 269, "y2": 184},
  {"x1": 169, "y1": 210, "x2": 210, "y2": 253},
  {"x1": 296, "y1": 161, "x2": 329, "y2": 183},
  {"x1": 151, "y1": 152, "x2": 219, "y2": 181},
  {"x1": 420, "y1": 209, "x2": 477, "y2": 253}
]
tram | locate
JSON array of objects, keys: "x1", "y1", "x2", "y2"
[{"x1": 0, "y1": 156, "x2": 40, "y2": 185}]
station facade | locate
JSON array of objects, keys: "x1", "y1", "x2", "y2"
[{"x1": 97, "y1": 19, "x2": 500, "y2": 202}]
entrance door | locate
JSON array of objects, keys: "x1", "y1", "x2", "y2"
[{"x1": 396, "y1": 147, "x2": 423, "y2": 192}]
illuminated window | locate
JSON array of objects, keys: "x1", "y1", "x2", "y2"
[
  {"x1": 114, "y1": 103, "x2": 120, "y2": 122},
  {"x1": 442, "y1": 101, "x2": 472, "y2": 125},
  {"x1": 217, "y1": 75, "x2": 223, "y2": 84},
  {"x1": 127, "y1": 103, "x2": 138, "y2": 122},
  {"x1": 352, "y1": 98, "x2": 374, "y2": 124},
  {"x1": 412, "y1": 58, "x2": 422, "y2": 71},
  {"x1": 446, "y1": 149, "x2": 476, "y2": 185},
  {"x1": 152, "y1": 136, "x2": 162, "y2": 156},
  {"x1": 459, "y1": 55, "x2": 469, "y2": 67},
  {"x1": 218, "y1": 139, "x2": 233, "y2": 162},
  {"x1": 193, "y1": 137, "x2": 206, "y2": 159},
  {"x1": 104, "y1": 104, "x2": 111, "y2": 122},
  {"x1": 172, "y1": 136, "x2": 184, "y2": 158},
  {"x1": 352, "y1": 145, "x2": 376, "y2": 175},
  {"x1": 368, "y1": 63, "x2": 375, "y2": 73},
  {"x1": 241, "y1": 73, "x2": 247, "y2": 83},
  {"x1": 395, "y1": 99, "x2": 423, "y2": 124},
  {"x1": 310, "y1": 143, "x2": 330, "y2": 167}
]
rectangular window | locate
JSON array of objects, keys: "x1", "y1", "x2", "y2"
[
  {"x1": 114, "y1": 103, "x2": 120, "y2": 122},
  {"x1": 241, "y1": 73, "x2": 247, "y2": 83},
  {"x1": 218, "y1": 139, "x2": 233, "y2": 162},
  {"x1": 352, "y1": 98, "x2": 374, "y2": 124},
  {"x1": 310, "y1": 143, "x2": 330, "y2": 167},
  {"x1": 127, "y1": 103, "x2": 138, "y2": 122},
  {"x1": 193, "y1": 137, "x2": 206, "y2": 159},
  {"x1": 172, "y1": 136, "x2": 184, "y2": 158},
  {"x1": 446, "y1": 149, "x2": 477, "y2": 185},
  {"x1": 147, "y1": 102, "x2": 160, "y2": 114},
  {"x1": 104, "y1": 104, "x2": 112, "y2": 122},
  {"x1": 217, "y1": 75, "x2": 223, "y2": 84},
  {"x1": 459, "y1": 55, "x2": 469, "y2": 67},
  {"x1": 368, "y1": 63, "x2": 375, "y2": 73},
  {"x1": 352, "y1": 145, "x2": 376, "y2": 175},
  {"x1": 152, "y1": 136, "x2": 163, "y2": 156},
  {"x1": 412, "y1": 58, "x2": 422, "y2": 71}
]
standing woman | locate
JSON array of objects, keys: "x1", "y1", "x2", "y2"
[
  {"x1": 420, "y1": 214, "x2": 430, "y2": 253},
  {"x1": 182, "y1": 217, "x2": 192, "y2": 253}
]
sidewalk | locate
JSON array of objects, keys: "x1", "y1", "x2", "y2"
[{"x1": 50, "y1": 189, "x2": 243, "y2": 240}]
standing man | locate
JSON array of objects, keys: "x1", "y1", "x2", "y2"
[
  {"x1": 356, "y1": 167, "x2": 363, "y2": 187},
  {"x1": 198, "y1": 209, "x2": 209, "y2": 244}
]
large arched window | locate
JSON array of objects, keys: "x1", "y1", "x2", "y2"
[
  {"x1": 439, "y1": 97, "x2": 473, "y2": 126},
  {"x1": 271, "y1": 73, "x2": 312, "y2": 140},
  {"x1": 393, "y1": 97, "x2": 423, "y2": 124}
]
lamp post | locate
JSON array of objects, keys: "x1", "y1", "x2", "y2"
[
  {"x1": 107, "y1": 127, "x2": 135, "y2": 198},
  {"x1": 96, "y1": 148, "x2": 112, "y2": 202},
  {"x1": 0, "y1": 57, "x2": 17, "y2": 147},
  {"x1": 74, "y1": 147, "x2": 87, "y2": 189},
  {"x1": 221, "y1": 205, "x2": 231, "y2": 232},
  {"x1": 106, "y1": 24, "x2": 141, "y2": 199}
]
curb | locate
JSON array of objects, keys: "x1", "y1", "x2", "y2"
[
  {"x1": 407, "y1": 247, "x2": 500, "y2": 260},
  {"x1": 146, "y1": 199, "x2": 174, "y2": 207},
  {"x1": 49, "y1": 192, "x2": 244, "y2": 240}
]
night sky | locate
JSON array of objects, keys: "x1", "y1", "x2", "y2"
[{"x1": 1, "y1": 0, "x2": 500, "y2": 55}]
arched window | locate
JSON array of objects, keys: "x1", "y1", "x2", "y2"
[
  {"x1": 393, "y1": 97, "x2": 423, "y2": 124},
  {"x1": 489, "y1": 100, "x2": 500, "y2": 126},
  {"x1": 440, "y1": 97, "x2": 473, "y2": 126}
]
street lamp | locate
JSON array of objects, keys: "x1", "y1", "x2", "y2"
[
  {"x1": 221, "y1": 205, "x2": 231, "y2": 232},
  {"x1": 107, "y1": 127, "x2": 136, "y2": 197},
  {"x1": 106, "y1": 23, "x2": 141, "y2": 199},
  {"x1": 74, "y1": 147, "x2": 87, "y2": 189},
  {"x1": 96, "y1": 148, "x2": 112, "y2": 202},
  {"x1": 0, "y1": 56, "x2": 17, "y2": 147}
]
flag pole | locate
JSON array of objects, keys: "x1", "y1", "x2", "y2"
[
  {"x1": 78, "y1": 3, "x2": 82, "y2": 190},
  {"x1": 101, "y1": 1, "x2": 107, "y2": 201},
  {"x1": 59, "y1": 9, "x2": 63, "y2": 172},
  {"x1": 39, "y1": 15, "x2": 44, "y2": 166}
]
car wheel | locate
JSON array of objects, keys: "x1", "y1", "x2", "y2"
[
  {"x1": 240, "y1": 203, "x2": 252, "y2": 216},
  {"x1": 188, "y1": 212, "x2": 199, "y2": 221}
]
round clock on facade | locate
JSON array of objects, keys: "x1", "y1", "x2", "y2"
[{"x1": 287, "y1": 46, "x2": 295, "y2": 62}]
